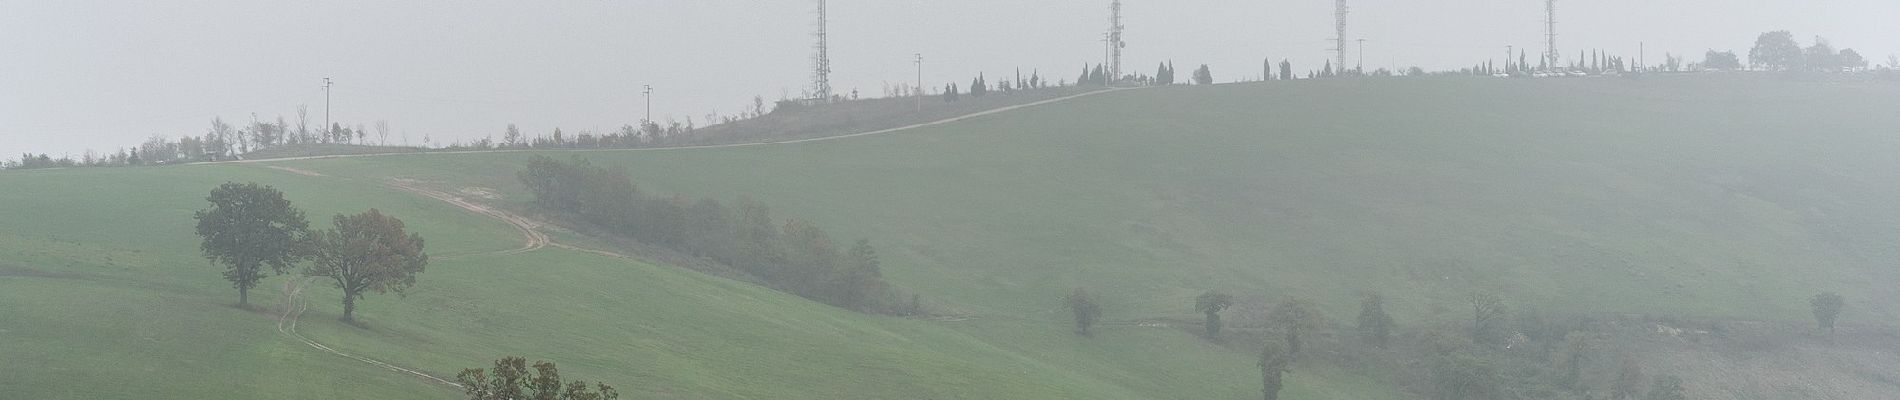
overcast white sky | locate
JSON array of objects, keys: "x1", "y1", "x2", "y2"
[{"x1": 2, "y1": 0, "x2": 1894, "y2": 157}]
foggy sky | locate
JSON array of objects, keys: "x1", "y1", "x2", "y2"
[{"x1": 3, "y1": 0, "x2": 1895, "y2": 158}]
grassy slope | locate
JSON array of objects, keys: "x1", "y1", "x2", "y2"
[
  {"x1": 318, "y1": 75, "x2": 1900, "y2": 325},
  {"x1": 9, "y1": 75, "x2": 1900, "y2": 399},
  {"x1": 0, "y1": 153, "x2": 1358, "y2": 397}
]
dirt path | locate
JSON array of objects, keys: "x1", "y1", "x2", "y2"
[
  {"x1": 276, "y1": 277, "x2": 463, "y2": 389},
  {"x1": 385, "y1": 179, "x2": 548, "y2": 258},
  {"x1": 266, "y1": 166, "x2": 325, "y2": 177},
  {"x1": 227, "y1": 87, "x2": 1138, "y2": 164}
]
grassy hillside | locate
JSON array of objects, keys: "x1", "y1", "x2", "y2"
[
  {"x1": 0, "y1": 149, "x2": 1388, "y2": 398},
  {"x1": 303, "y1": 75, "x2": 1900, "y2": 324},
  {"x1": 7, "y1": 74, "x2": 1900, "y2": 399}
]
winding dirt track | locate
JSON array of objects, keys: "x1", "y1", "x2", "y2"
[
  {"x1": 276, "y1": 277, "x2": 464, "y2": 388},
  {"x1": 384, "y1": 179, "x2": 549, "y2": 257}
]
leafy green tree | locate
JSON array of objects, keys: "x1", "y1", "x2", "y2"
[
  {"x1": 970, "y1": 74, "x2": 988, "y2": 97},
  {"x1": 1156, "y1": 62, "x2": 1171, "y2": 85},
  {"x1": 1431, "y1": 353, "x2": 1498, "y2": 400},
  {"x1": 1703, "y1": 50, "x2": 1743, "y2": 70},
  {"x1": 1195, "y1": 291, "x2": 1234, "y2": 340},
  {"x1": 1356, "y1": 293, "x2": 1395, "y2": 348},
  {"x1": 1810, "y1": 292, "x2": 1844, "y2": 334},
  {"x1": 1266, "y1": 298, "x2": 1325, "y2": 357},
  {"x1": 1644, "y1": 375, "x2": 1686, "y2": 400},
  {"x1": 1553, "y1": 332, "x2": 1599, "y2": 393},
  {"x1": 1258, "y1": 338, "x2": 1292, "y2": 400},
  {"x1": 457, "y1": 356, "x2": 619, "y2": 400},
  {"x1": 836, "y1": 239, "x2": 884, "y2": 311},
  {"x1": 1839, "y1": 48, "x2": 1868, "y2": 69},
  {"x1": 304, "y1": 209, "x2": 428, "y2": 322},
  {"x1": 1804, "y1": 38, "x2": 1842, "y2": 71},
  {"x1": 194, "y1": 182, "x2": 310, "y2": 307},
  {"x1": 1067, "y1": 287, "x2": 1102, "y2": 336},
  {"x1": 1280, "y1": 60, "x2": 1294, "y2": 80},
  {"x1": 1192, "y1": 64, "x2": 1213, "y2": 85},
  {"x1": 504, "y1": 124, "x2": 523, "y2": 147},
  {"x1": 1749, "y1": 30, "x2": 1803, "y2": 70},
  {"x1": 1467, "y1": 290, "x2": 1507, "y2": 343}
]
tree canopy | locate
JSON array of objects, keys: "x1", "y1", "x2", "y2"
[
  {"x1": 456, "y1": 357, "x2": 619, "y2": 400},
  {"x1": 1067, "y1": 288, "x2": 1102, "y2": 336},
  {"x1": 193, "y1": 182, "x2": 310, "y2": 307},
  {"x1": 1195, "y1": 291, "x2": 1234, "y2": 340},
  {"x1": 304, "y1": 209, "x2": 429, "y2": 322},
  {"x1": 1810, "y1": 292, "x2": 1844, "y2": 334},
  {"x1": 1749, "y1": 30, "x2": 1802, "y2": 70}
]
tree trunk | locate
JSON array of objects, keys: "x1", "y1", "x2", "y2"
[
  {"x1": 238, "y1": 284, "x2": 249, "y2": 308},
  {"x1": 341, "y1": 293, "x2": 356, "y2": 322},
  {"x1": 1206, "y1": 312, "x2": 1222, "y2": 339},
  {"x1": 1286, "y1": 329, "x2": 1301, "y2": 358}
]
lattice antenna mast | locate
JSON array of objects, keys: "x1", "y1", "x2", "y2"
[
  {"x1": 1105, "y1": 0, "x2": 1125, "y2": 82},
  {"x1": 1545, "y1": 0, "x2": 1558, "y2": 71},
  {"x1": 1333, "y1": 0, "x2": 1349, "y2": 72},
  {"x1": 811, "y1": 0, "x2": 833, "y2": 101}
]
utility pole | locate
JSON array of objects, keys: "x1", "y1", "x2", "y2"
[
  {"x1": 1545, "y1": 0, "x2": 1558, "y2": 71},
  {"x1": 323, "y1": 78, "x2": 332, "y2": 143},
  {"x1": 643, "y1": 85, "x2": 653, "y2": 124},
  {"x1": 1334, "y1": 0, "x2": 1349, "y2": 73},
  {"x1": 1105, "y1": 0, "x2": 1124, "y2": 83},
  {"x1": 811, "y1": 0, "x2": 832, "y2": 101},
  {"x1": 1356, "y1": 38, "x2": 1366, "y2": 74},
  {"x1": 913, "y1": 53, "x2": 924, "y2": 112}
]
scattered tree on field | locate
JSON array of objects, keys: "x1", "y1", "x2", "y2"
[
  {"x1": 1431, "y1": 353, "x2": 1498, "y2": 400},
  {"x1": 504, "y1": 124, "x2": 523, "y2": 147},
  {"x1": 1356, "y1": 293, "x2": 1394, "y2": 348},
  {"x1": 303, "y1": 209, "x2": 428, "y2": 322},
  {"x1": 1810, "y1": 292, "x2": 1844, "y2": 334},
  {"x1": 970, "y1": 74, "x2": 988, "y2": 97},
  {"x1": 1266, "y1": 298, "x2": 1324, "y2": 357},
  {"x1": 1838, "y1": 48, "x2": 1868, "y2": 70},
  {"x1": 1703, "y1": 50, "x2": 1743, "y2": 70},
  {"x1": 1553, "y1": 331, "x2": 1599, "y2": 393},
  {"x1": 1258, "y1": 338, "x2": 1292, "y2": 400},
  {"x1": 1467, "y1": 290, "x2": 1507, "y2": 343},
  {"x1": 1193, "y1": 64, "x2": 1213, "y2": 85},
  {"x1": 194, "y1": 182, "x2": 310, "y2": 307},
  {"x1": 1749, "y1": 30, "x2": 1803, "y2": 70},
  {"x1": 1067, "y1": 287, "x2": 1102, "y2": 336},
  {"x1": 1280, "y1": 60, "x2": 1294, "y2": 80},
  {"x1": 1195, "y1": 290, "x2": 1234, "y2": 340},
  {"x1": 456, "y1": 356, "x2": 619, "y2": 400}
]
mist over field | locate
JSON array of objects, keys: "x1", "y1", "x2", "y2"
[{"x1": 4, "y1": 1, "x2": 1900, "y2": 399}]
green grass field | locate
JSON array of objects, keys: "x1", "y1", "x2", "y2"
[{"x1": 5, "y1": 74, "x2": 1899, "y2": 399}]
